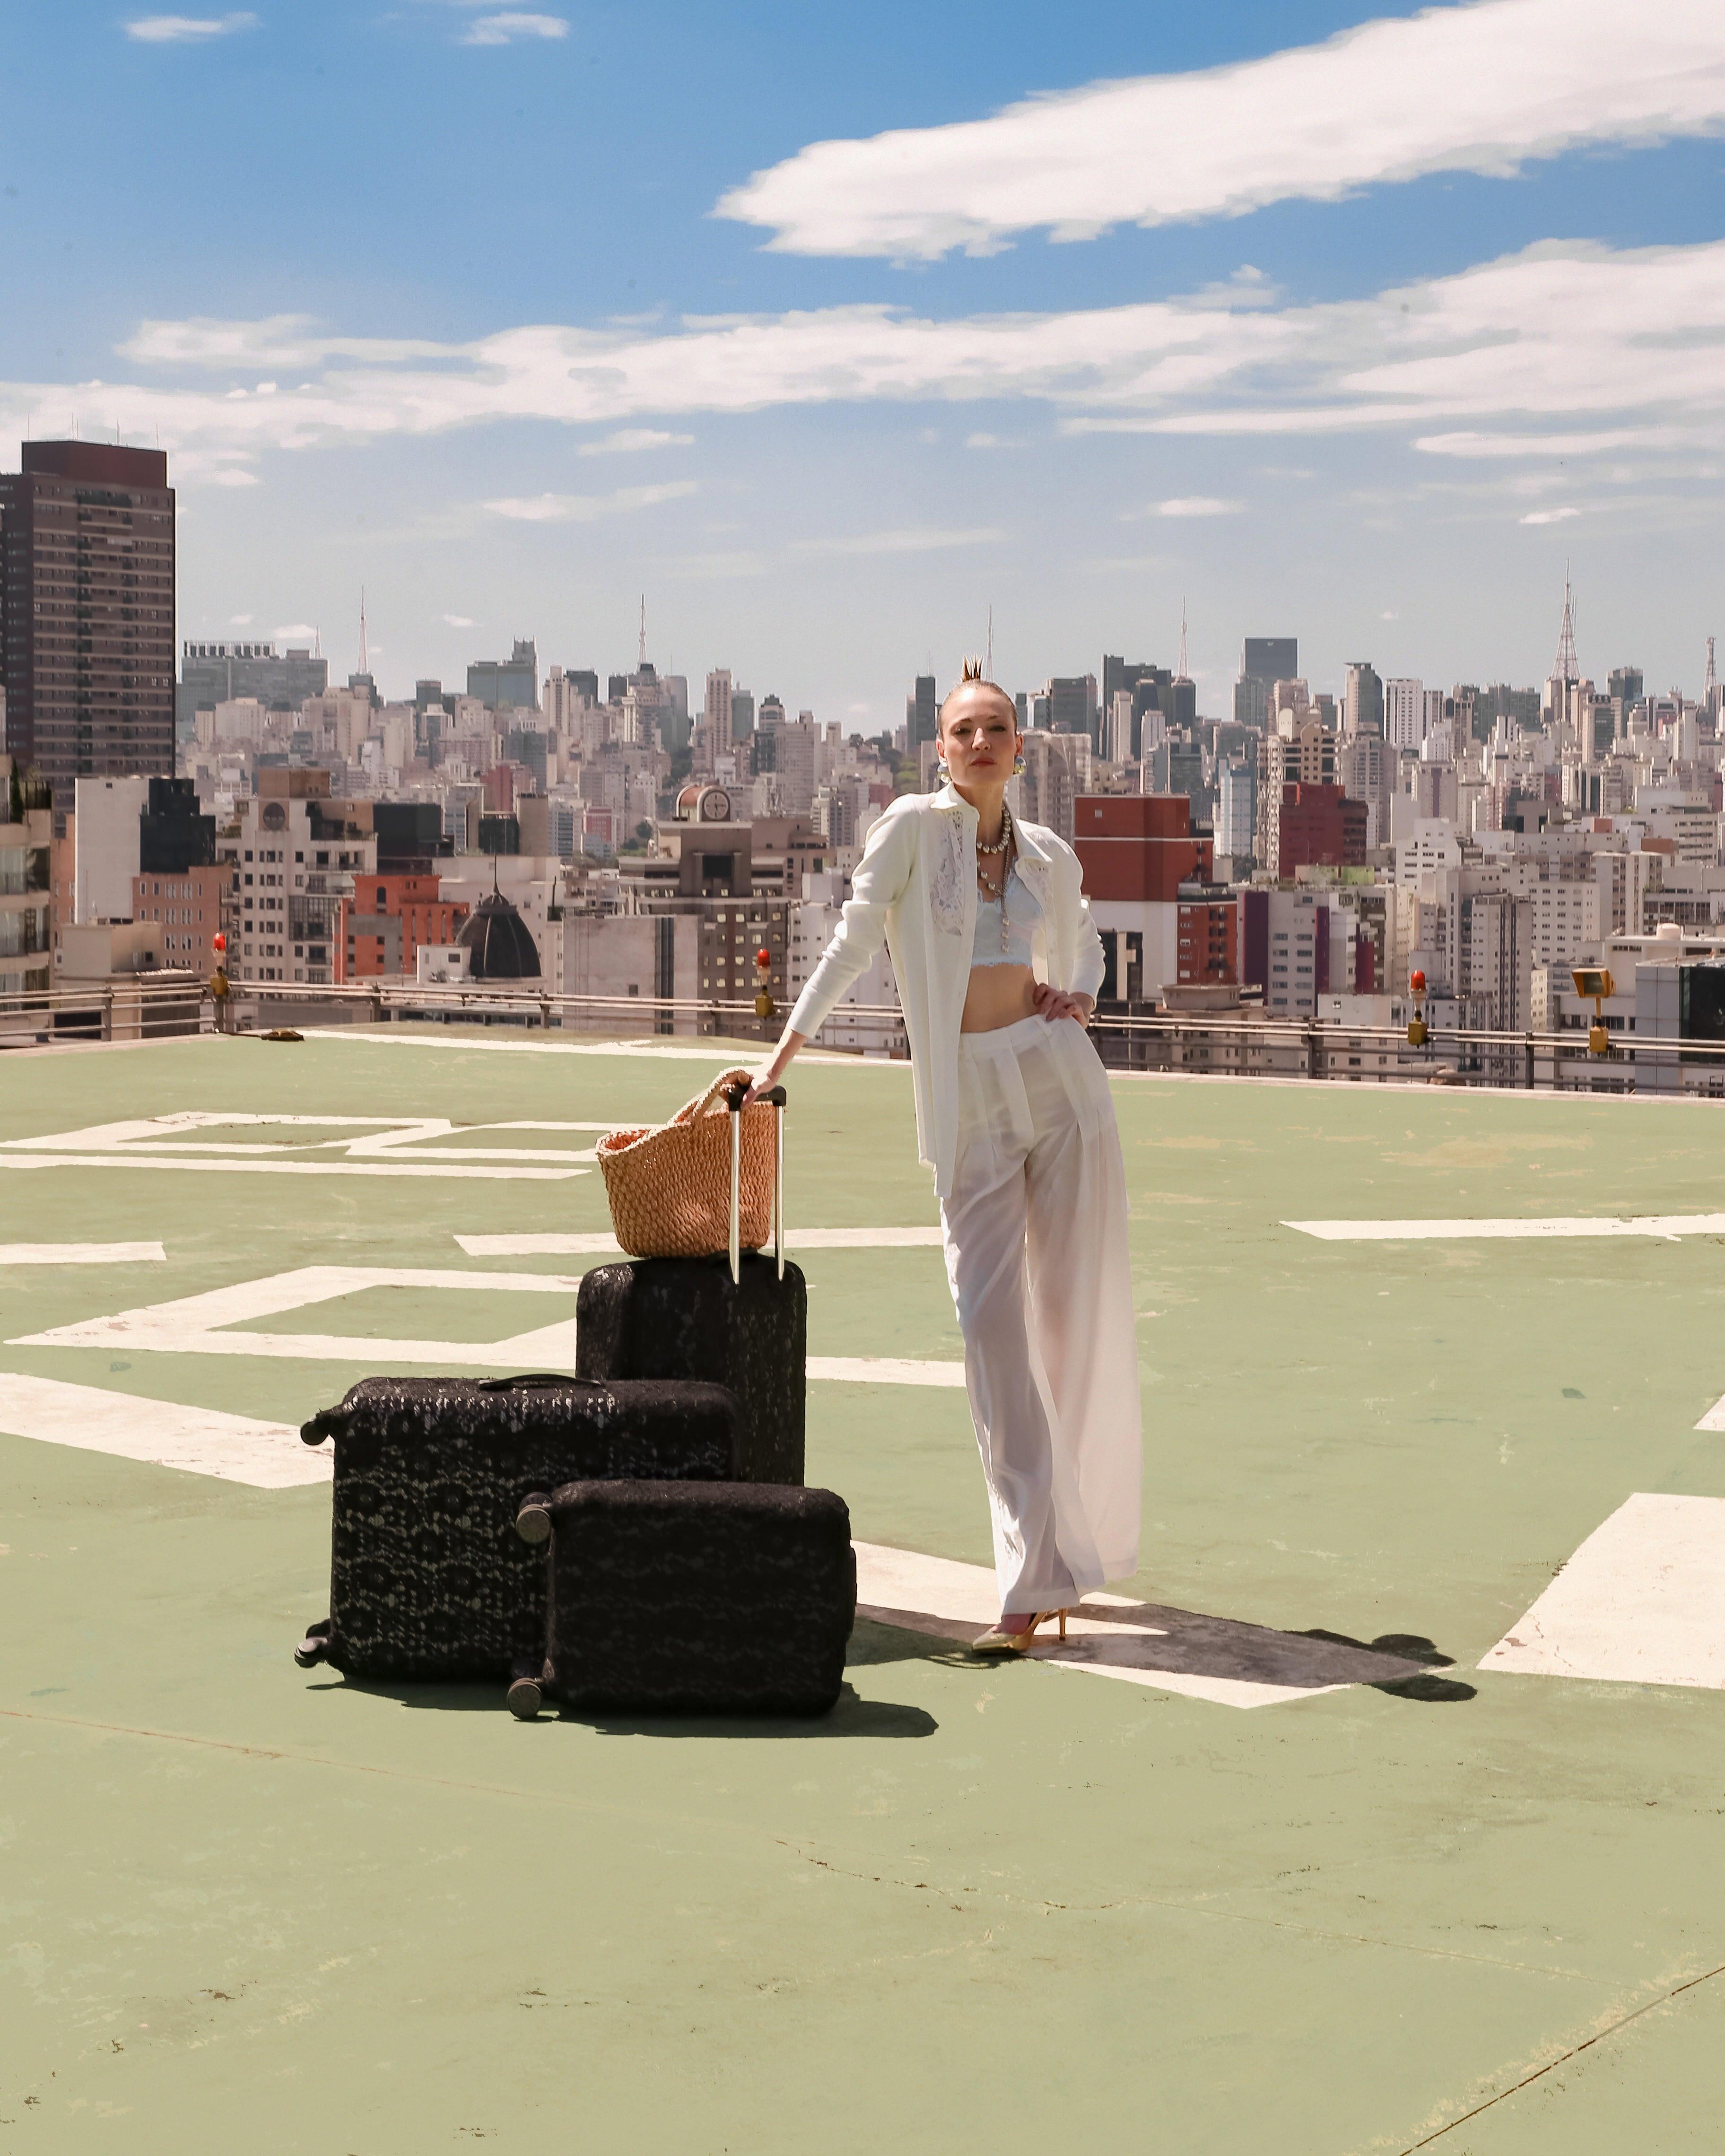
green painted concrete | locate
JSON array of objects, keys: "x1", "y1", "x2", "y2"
[{"x1": 2, "y1": 1032, "x2": 1723, "y2": 2152}]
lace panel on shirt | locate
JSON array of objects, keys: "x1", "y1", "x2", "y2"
[{"x1": 930, "y1": 809, "x2": 967, "y2": 935}]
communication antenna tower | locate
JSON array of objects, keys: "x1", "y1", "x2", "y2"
[
  {"x1": 1553, "y1": 564, "x2": 1579, "y2": 684},
  {"x1": 1177, "y1": 598, "x2": 1190, "y2": 681},
  {"x1": 638, "y1": 595, "x2": 647, "y2": 670},
  {"x1": 986, "y1": 603, "x2": 993, "y2": 678},
  {"x1": 1705, "y1": 635, "x2": 1717, "y2": 703},
  {"x1": 359, "y1": 587, "x2": 369, "y2": 676}
]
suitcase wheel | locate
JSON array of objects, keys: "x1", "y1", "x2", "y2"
[
  {"x1": 506, "y1": 1673, "x2": 544, "y2": 1720},
  {"x1": 293, "y1": 1633, "x2": 329, "y2": 1669},
  {"x1": 514, "y1": 1491, "x2": 553, "y2": 1545}
]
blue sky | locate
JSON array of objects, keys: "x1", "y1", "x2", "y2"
[{"x1": 4, "y1": 0, "x2": 1724, "y2": 722}]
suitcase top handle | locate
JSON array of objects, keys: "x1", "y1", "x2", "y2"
[
  {"x1": 723, "y1": 1080, "x2": 787, "y2": 1112},
  {"x1": 299, "y1": 1374, "x2": 605, "y2": 1444}
]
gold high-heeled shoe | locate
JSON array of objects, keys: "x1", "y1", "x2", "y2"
[{"x1": 971, "y1": 1608, "x2": 1069, "y2": 1655}]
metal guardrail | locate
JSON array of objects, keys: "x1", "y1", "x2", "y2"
[{"x1": 3, "y1": 973, "x2": 1724, "y2": 1094}]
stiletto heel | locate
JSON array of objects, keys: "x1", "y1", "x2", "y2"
[{"x1": 971, "y1": 1607, "x2": 1073, "y2": 1655}]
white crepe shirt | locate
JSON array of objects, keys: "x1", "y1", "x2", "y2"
[{"x1": 787, "y1": 782, "x2": 1107, "y2": 1198}]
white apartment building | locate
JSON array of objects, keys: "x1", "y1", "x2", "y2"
[
  {"x1": 222, "y1": 787, "x2": 376, "y2": 985},
  {"x1": 1384, "y1": 678, "x2": 1424, "y2": 752},
  {"x1": 1262, "y1": 887, "x2": 1320, "y2": 1017},
  {"x1": 72, "y1": 775, "x2": 149, "y2": 924},
  {"x1": 788, "y1": 869, "x2": 904, "y2": 1054}
]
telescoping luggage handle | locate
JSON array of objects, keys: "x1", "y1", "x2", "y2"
[{"x1": 723, "y1": 1080, "x2": 786, "y2": 1286}]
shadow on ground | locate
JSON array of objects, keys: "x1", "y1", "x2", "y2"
[{"x1": 305, "y1": 1662, "x2": 938, "y2": 1738}]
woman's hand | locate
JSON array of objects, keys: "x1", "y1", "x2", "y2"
[
  {"x1": 742, "y1": 1027, "x2": 807, "y2": 1105},
  {"x1": 1032, "y1": 983, "x2": 1094, "y2": 1027}
]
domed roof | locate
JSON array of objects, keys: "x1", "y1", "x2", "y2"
[{"x1": 457, "y1": 883, "x2": 540, "y2": 981}]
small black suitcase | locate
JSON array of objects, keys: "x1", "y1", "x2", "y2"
[
  {"x1": 579, "y1": 1077, "x2": 807, "y2": 1485},
  {"x1": 512, "y1": 1479, "x2": 855, "y2": 1719},
  {"x1": 293, "y1": 1373, "x2": 737, "y2": 1682}
]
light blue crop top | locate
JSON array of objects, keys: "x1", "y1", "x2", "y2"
[{"x1": 971, "y1": 866, "x2": 1042, "y2": 969}]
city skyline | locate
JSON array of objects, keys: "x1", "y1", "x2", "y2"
[{"x1": 5, "y1": 1, "x2": 1724, "y2": 718}]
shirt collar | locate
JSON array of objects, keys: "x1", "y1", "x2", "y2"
[{"x1": 933, "y1": 780, "x2": 1051, "y2": 862}]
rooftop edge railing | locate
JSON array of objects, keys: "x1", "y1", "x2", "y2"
[{"x1": 1, "y1": 973, "x2": 1722, "y2": 1094}]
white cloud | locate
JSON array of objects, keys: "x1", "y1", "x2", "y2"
[
  {"x1": 483, "y1": 481, "x2": 697, "y2": 522},
  {"x1": 125, "y1": 11, "x2": 255, "y2": 42},
  {"x1": 227, "y1": 613, "x2": 253, "y2": 625},
  {"x1": 273, "y1": 624, "x2": 319, "y2": 643},
  {"x1": 14, "y1": 238, "x2": 1725, "y2": 480},
  {"x1": 1151, "y1": 496, "x2": 1241, "y2": 518},
  {"x1": 576, "y1": 428, "x2": 695, "y2": 455},
  {"x1": 1520, "y1": 505, "x2": 1583, "y2": 524},
  {"x1": 443, "y1": 612, "x2": 476, "y2": 627},
  {"x1": 793, "y1": 528, "x2": 1003, "y2": 557},
  {"x1": 459, "y1": 12, "x2": 567, "y2": 44},
  {"x1": 716, "y1": 0, "x2": 1725, "y2": 258}
]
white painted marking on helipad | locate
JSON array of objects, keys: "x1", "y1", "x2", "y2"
[
  {"x1": 0, "y1": 1373, "x2": 328, "y2": 1488},
  {"x1": 303, "y1": 1028, "x2": 883, "y2": 1066},
  {"x1": 455, "y1": 1226, "x2": 945, "y2": 1257},
  {"x1": 9, "y1": 1265, "x2": 966, "y2": 1384},
  {"x1": 0, "y1": 1243, "x2": 166, "y2": 1265},
  {"x1": 810, "y1": 1356, "x2": 966, "y2": 1388},
  {"x1": 853, "y1": 1543, "x2": 1423, "y2": 1708},
  {"x1": 458, "y1": 1233, "x2": 624, "y2": 1257},
  {"x1": 1287, "y1": 1213, "x2": 1725, "y2": 1243},
  {"x1": 0, "y1": 1112, "x2": 592, "y2": 1182},
  {"x1": 1480, "y1": 1493, "x2": 1725, "y2": 1689}
]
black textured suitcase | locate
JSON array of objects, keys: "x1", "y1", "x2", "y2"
[
  {"x1": 579, "y1": 1077, "x2": 807, "y2": 1485},
  {"x1": 575, "y1": 1254, "x2": 807, "y2": 1485},
  {"x1": 292, "y1": 1373, "x2": 737, "y2": 1682},
  {"x1": 511, "y1": 1479, "x2": 855, "y2": 1719}
]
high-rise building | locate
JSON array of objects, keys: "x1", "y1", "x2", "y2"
[
  {"x1": 1217, "y1": 757, "x2": 1256, "y2": 865},
  {"x1": 1236, "y1": 637, "x2": 1296, "y2": 727},
  {"x1": 1384, "y1": 677, "x2": 1425, "y2": 752},
  {"x1": 178, "y1": 640, "x2": 327, "y2": 737},
  {"x1": 468, "y1": 638, "x2": 538, "y2": 712},
  {"x1": 907, "y1": 675, "x2": 938, "y2": 747},
  {"x1": 0, "y1": 442, "x2": 176, "y2": 800},
  {"x1": 1045, "y1": 675, "x2": 1098, "y2": 742},
  {"x1": 1608, "y1": 665, "x2": 1644, "y2": 710},
  {"x1": 731, "y1": 688, "x2": 756, "y2": 741},
  {"x1": 1343, "y1": 661, "x2": 1384, "y2": 738},
  {"x1": 705, "y1": 669, "x2": 733, "y2": 741}
]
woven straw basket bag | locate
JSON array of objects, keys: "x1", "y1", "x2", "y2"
[{"x1": 597, "y1": 1066, "x2": 775, "y2": 1258}]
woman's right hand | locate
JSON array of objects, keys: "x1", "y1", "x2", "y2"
[{"x1": 742, "y1": 1028, "x2": 806, "y2": 1105}]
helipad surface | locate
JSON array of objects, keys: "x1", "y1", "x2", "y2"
[{"x1": 2, "y1": 1028, "x2": 1723, "y2": 2153}]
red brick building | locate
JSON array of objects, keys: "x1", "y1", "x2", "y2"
[
  {"x1": 1073, "y1": 794, "x2": 1212, "y2": 900},
  {"x1": 1274, "y1": 783, "x2": 1368, "y2": 877},
  {"x1": 130, "y1": 864, "x2": 229, "y2": 978},
  {"x1": 1176, "y1": 883, "x2": 1239, "y2": 985},
  {"x1": 337, "y1": 873, "x2": 469, "y2": 982}
]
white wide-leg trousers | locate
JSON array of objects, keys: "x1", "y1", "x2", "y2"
[{"x1": 940, "y1": 1013, "x2": 1142, "y2": 1617}]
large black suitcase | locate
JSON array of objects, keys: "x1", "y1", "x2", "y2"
[
  {"x1": 511, "y1": 1479, "x2": 854, "y2": 1719},
  {"x1": 575, "y1": 1254, "x2": 807, "y2": 1485},
  {"x1": 293, "y1": 1373, "x2": 737, "y2": 1682}
]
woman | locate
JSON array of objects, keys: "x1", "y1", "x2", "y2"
[{"x1": 747, "y1": 661, "x2": 1142, "y2": 1653}]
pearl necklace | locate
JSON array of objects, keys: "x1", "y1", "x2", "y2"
[{"x1": 976, "y1": 803, "x2": 1012, "y2": 901}]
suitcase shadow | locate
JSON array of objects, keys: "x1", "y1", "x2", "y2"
[
  {"x1": 306, "y1": 1671, "x2": 938, "y2": 1737},
  {"x1": 571, "y1": 1687, "x2": 937, "y2": 1740}
]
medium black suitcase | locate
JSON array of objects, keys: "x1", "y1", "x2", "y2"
[
  {"x1": 511, "y1": 1479, "x2": 855, "y2": 1719},
  {"x1": 575, "y1": 1254, "x2": 807, "y2": 1485},
  {"x1": 580, "y1": 1076, "x2": 806, "y2": 1485},
  {"x1": 293, "y1": 1373, "x2": 737, "y2": 1682}
]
